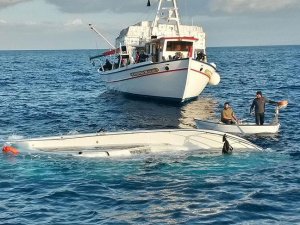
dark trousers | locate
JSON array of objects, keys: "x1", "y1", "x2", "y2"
[
  {"x1": 255, "y1": 113, "x2": 265, "y2": 125},
  {"x1": 221, "y1": 119, "x2": 234, "y2": 124}
]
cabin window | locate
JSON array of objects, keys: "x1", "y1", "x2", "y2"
[
  {"x1": 145, "y1": 44, "x2": 150, "y2": 54},
  {"x1": 151, "y1": 44, "x2": 156, "y2": 54},
  {"x1": 166, "y1": 41, "x2": 193, "y2": 51}
]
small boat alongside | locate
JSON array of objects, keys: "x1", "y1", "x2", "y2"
[
  {"x1": 89, "y1": 0, "x2": 220, "y2": 102},
  {"x1": 195, "y1": 119, "x2": 280, "y2": 135},
  {"x1": 3, "y1": 129, "x2": 262, "y2": 158},
  {"x1": 195, "y1": 101, "x2": 288, "y2": 135}
]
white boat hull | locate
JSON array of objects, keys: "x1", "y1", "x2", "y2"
[
  {"x1": 100, "y1": 59, "x2": 219, "y2": 102},
  {"x1": 195, "y1": 119, "x2": 280, "y2": 134},
  {"x1": 6, "y1": 129, "x2": 262, "y2": 158}
]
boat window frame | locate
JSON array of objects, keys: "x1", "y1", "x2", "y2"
[
  {"x1": 166, "y1": 41, "x2": 193, "y2": 52},
  {"x1": 145, "y1": 44, "x2": 150, "y2": 54}
]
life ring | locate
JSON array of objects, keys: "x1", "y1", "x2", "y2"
[{"x1": 2, "y1": 146, "x2": 20, "y2": 155}]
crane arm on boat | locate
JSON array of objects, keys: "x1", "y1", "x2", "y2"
[{"x1": 89, "y1": 24, "x2": 115, "y2": 49}]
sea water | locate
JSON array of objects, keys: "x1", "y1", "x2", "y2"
[{"x1": 0, "y1": 46, "x2": 299, "y2": 224}]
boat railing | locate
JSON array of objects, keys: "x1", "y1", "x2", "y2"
[{"x1": 96, "y1": 54, "x2": 153, "y2": 74}]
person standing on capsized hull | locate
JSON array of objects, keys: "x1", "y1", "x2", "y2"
[{"x1": 250, "y1": 91, "x2": 277, "y2": 125}]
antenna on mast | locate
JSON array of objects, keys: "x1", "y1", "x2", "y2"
[{"x1": 151, "y1": 0, "x2": 181, "y2": 36}]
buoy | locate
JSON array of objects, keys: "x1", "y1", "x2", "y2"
[{"x1": 2, "y1": 145, "x2": 20, "y2": 155}]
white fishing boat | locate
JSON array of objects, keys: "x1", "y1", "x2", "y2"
[
  {"x1": 195, "y1": 119, "x2": 280, "y2": 135},
  {"x1": 195, "y1": 102, "x2": 288, "y2": 135},
  {"x1": 89, "y1": 0, "x2": 220, "y2": 102},
  {"x1": 3, "y1": 129, "x2": 262, "y2": 158}
]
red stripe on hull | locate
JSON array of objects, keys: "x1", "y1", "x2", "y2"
[
  {"x1": 190, "y1": 68, "x2": 211, "y2": 79},
  {"x1": 107, "y1": 68, "x2": 188, "y2": 83}
]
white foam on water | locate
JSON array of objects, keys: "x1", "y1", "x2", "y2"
[{"x1": 7, "y1": 134, "x2": 25, "y2": 141}]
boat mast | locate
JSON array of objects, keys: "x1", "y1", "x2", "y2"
[{"x1": 151, "y1": 0, "x2": 181, "y2": 37}]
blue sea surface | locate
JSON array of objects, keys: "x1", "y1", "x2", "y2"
[{"x1": 0, "y1": 46, "x2": 299, "y2": 224}]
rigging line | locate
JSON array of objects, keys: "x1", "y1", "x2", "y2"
[
  {"x1": 182, "y1": 0, "x2": 189, "y2": 25},
  {"x1": 94, "y1": 38, "x2": 99, "y2": 50},
  {"x1": 181, "y1": 0, "x2": 186, "y2": 24},
  {"x1": 87, "y1": 28, "x2": 99, "y2": 51}
]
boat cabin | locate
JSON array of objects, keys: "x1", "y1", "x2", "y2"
[
  {"x1": 144, "y1": 36, "x2": 198, "y2": 63},
  {"x1": 91, "y1": 37, "x2": 205, "y2": 72}
]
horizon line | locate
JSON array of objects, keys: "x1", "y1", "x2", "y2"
[{"x1": 0, "y1": 44, "x2": 299, "y2": 51}]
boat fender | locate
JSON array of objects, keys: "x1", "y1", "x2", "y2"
[
  {"x1": 222, "y1": 134, "x2": 233, "y2": 154},
  {"x1": 2, "y1": 145, "x2": 20, "y2": 156},
  {"x1": 208, "y1": 71, "x2": 220, "y2": 85},
  {"x1": 210, "y1": 62, "x2": 217, "y2": 69}
]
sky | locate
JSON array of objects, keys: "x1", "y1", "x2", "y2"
[{"x1": 0, "y1": 0, "x2": 300, "y2": 50}]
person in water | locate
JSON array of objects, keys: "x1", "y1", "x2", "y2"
[
  {"x1": 221, "y1": 102, "x2": 238, "y2": 124},
  {"x1": 250, "y1": 91, "x2": 277, "y2": 125}
]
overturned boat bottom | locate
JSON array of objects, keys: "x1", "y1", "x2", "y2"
[{"x1": 4, "y1": 129, "x2": 262, "y2": 158}]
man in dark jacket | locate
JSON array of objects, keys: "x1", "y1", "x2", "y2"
[{"x1": 250, "y1": 91, "x2": 277, "y2": 125}]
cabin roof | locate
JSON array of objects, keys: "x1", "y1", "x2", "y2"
[{"x1": 158, "y1": 36, "x2": 198, "y2": 41}]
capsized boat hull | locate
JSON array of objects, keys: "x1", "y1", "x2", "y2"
[
  {"x1": 5, "y1": 129, "x2": 262, "y2": 158},
  {"x1": 195, "y1": 119, "x2": 280, "y2": 134}
]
